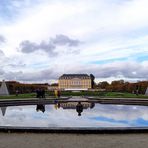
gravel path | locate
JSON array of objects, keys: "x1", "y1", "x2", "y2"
[{"x1": 0, "y1": 133, "x2": 148, "y2": 148}]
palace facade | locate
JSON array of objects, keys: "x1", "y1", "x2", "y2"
[{"x1": 58, "y1": 74, "x2": 94, "y2": 90}]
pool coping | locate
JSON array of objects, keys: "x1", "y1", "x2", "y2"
[
  {"x1": 1, "y1": 126, "x2": 148, "y2": 134},
  {"x1": 1, "y1": 98, "x2": 148, "y2": 107}
]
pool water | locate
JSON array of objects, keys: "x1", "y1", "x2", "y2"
[{"x1": 1, "y1": 103, "x2": 148, "y2": 128}]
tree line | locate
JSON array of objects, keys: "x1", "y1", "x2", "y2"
[
  {"x1": 1, "y1": 81, "x2": 48, "y2": 94},
  {"x1": 95, "y1": 80, "x2": 148, "y2": 94},
  {"x1": 1, "y1": 80, "x2": 148, "y2": 95}
]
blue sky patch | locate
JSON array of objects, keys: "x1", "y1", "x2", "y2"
[{"x1": 90, "y1": 116, "x2": 129, "y2": 125}]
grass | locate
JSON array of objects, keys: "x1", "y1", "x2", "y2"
[
  {"x1": 0, "y1": 93, "x2": 36, "y2": 100},
  {"x1": 47, "y1": 91, "x2": 100, "y2": 96},
  {"x1": 0, "y1": 91, "x2": 148, "y2": 100},
  {"x1": 50, "y1": 91, "x2": 148, "y2": 98},
  {"x1": 104, "y1": 92, "x2": 148, "y2": 98}
]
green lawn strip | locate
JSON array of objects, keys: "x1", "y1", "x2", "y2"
[
  {"x1": 0, "y1": 93, "x2": 36, "y2": 100},
  {"x1": 0, "y1": 92, "x2": 148, "y2": 100},
  {"x1": 104, "y1": 92, "x2": 148, "y2": 98},
  {"x1": 53, "y1": 91, "x2": 148, "y2": 98},
  {"x1": 47, "y1": 91, "x2": 101, "y2": 96}
]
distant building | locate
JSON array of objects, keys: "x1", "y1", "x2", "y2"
[{"x1": 58, "y1": 74, "x2": 93, "y2": 90}]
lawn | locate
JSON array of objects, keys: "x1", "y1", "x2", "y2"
[
  {"x1": 0, "y1": 91, "x2": 147, "y2": 100},
  {"x1": 49, "y1": 91, "x2": 148, "y2": 98},
  {"x1": 104, "y1": 92, "x2": 148, "y2": 98},
  {"x1": 0, "y1": 93, "x2": 36, "y2": 100}
]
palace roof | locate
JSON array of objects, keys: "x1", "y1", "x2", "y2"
[{"x1": 59, "y1": 74, "x2": 90, "y2": 79}]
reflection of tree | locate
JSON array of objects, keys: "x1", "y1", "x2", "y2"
[
  {"x1": 90, "y1": 102, "x2": 95, "y2": 109},
  {"x1": 36, "y1": 104, "x2": 45, "y2": 113},
  {"x1": 76, "y1": 102, "x2": 83, "y2": 116}
]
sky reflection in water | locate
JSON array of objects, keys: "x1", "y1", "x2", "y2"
[{"x1": 1, "y1": 104, "x2": 148, "y2": 127}]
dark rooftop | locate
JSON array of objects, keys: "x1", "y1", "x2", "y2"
[{"x1": 59, "y1": 74, "x2": 90, "y2": 79}]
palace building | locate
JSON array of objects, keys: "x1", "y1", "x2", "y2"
[{"x1": 58, "y1": 74, "x2": 94, "y2": 90}]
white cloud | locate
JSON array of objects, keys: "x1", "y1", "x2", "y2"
[{"x1": 0, "y1": 0, "x2": 148, "y2": 82}]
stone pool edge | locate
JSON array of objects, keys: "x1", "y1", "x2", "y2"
[
  {"x1": 1, "y1": 126, "x2": 148, "y2": 134},
  {"x1": 1, "y1": 98, "x2": 148, "y2": 107}
]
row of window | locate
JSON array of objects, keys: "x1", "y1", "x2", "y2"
[
  {"x1": 60, "y1": 77, "x2": 90, "y2": 79},
  {"x1": 59, "y1": 81, "x2": 91, "y2": 85},
  {"x1": 59, "y1": 85, "x2": 91, "y2": 88}
]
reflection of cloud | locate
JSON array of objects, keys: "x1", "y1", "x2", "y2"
[
  {"x1": 0, "y1": 35, "x2": 5, "y2": 43},
  {"x1": 1, "y1": 104, "x2": 148, "y2": 127},
  {"x1": 0, "y1": 50, "x2": 5, "y2": 56},
  {"x1": 90, "y1": 104, "x2": 148, "y2": 121}
]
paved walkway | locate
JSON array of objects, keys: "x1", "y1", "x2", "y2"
[{"x1": 0, "y1": 133, "x2": 148, "y2": 148}]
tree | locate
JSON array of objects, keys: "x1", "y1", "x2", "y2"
[
  {"x1": 90, "y1": 74, "x2": 95, "y2": 89},
  {"x1": 98, "y1": 81, "x2": 109, "y2": 89}
]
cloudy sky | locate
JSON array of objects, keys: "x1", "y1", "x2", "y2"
[{"x1": 0, "y1": 0, "x2": 148, "y2": 83}]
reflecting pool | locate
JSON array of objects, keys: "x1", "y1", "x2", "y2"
[{"x1": 1, "y1": 102, "x2": 148, "y2": 128}]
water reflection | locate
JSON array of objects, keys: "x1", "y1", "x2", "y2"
[
  {"x1": 54, "y1": 101, "x2": 95, "y2": 116},
  {"x1": 35, "y1": 101, "x2": 95, "y2": 116},
  {"x1": 36, "y1": 104, "x2": 45, "y2": 113},
  {"x1": 76, "y1": 102, "x2": 83, "y2": 116},
  {"x1": 1, "y1": 102, "x2": 148, "y2": 127},
  {"x1": 0, "y1": 107, "x2": 7, "y2": 116}
]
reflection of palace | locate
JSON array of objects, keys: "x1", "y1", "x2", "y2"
[
  {"x1": 59, "y1": 102, "x2": 95, "y2": 109},
  {"x1": 56, "y1": 101, "x2": 95, "y2": 116}
]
